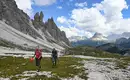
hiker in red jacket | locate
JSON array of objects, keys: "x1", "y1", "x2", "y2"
[{"x1": 33, "y1": 46, "x2": 42, "y2": 72}]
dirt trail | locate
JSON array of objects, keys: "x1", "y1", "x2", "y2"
[{"x1": 82, "y1": 58, "x2": 130, "y2": 80}]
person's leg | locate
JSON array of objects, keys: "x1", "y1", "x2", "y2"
[
  {"x1": 54, "y1": 56, "x2": 57, "y2": 66},
  {"x1": 38, "y1": 59, "x2": 41, "y2": 72},
  {"x1": 37, "y1": 59, "x2": 41, "y2": 72},
  {"x1": 35, "y1": 58, "x2": 38, "y2": 66},
  {"x1": 35, "y1": 58, "x2": 40, "y2": 72},
  {"x1": 52, "y1": 57, "x2": 55, "y2": 66},
  {"x1": 39, "y1": 57, "x2": 42, "y2": 69},
  {"x1": 54, "y1": 57, "x2": 56, "y2": 66},
  {"x1": 55, "y1": 59, "x2": 56, "y2": 66}
]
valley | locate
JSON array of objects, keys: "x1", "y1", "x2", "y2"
[{"x1": 0, "y1": 0, "x2": 130, "y2": 80}]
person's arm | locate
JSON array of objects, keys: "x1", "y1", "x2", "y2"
[{"x1": 38, "y1": 52, "x2": 42, "y2": 59}]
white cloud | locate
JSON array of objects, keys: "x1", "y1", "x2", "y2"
[
  {"x1": 70, "y1": 0, "x2": 129, "y2": 36},
  {"x1": 75, "y1": 2, "x2": 87, "y2": 7},
  {"x1": 15, "y1": 0, "x2": 57, "y2": 17},
  {"x1": 93, "y1": 0, "x2": 128, "y2": 22},
  {"x1": 57, "y1": 0, "x2": 130, "y2": 38},
  {"x1": 71, "y1": 7, "x2": 108, "y2": 34},
  {"x1": 33, "y1": 0, "x2": 56, "y2": 6},
  {"x1": 57, "y1": 16, "x2": 75, "y2": 28},
  {"x1": 57, "y1": 6, "x2": 62, "y2": 9},
  {"x1": 15, "y1": 0, "x2": 33, "y2": 17},
  {"x1": 59, "y1": 26, "x2": 93, "y2": 38},
  {"x1": 57, "y1": 16, "x2": 67, "y2": 24}
]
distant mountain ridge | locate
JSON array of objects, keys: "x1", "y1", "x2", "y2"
[
  {"x1": 70, "y1": 32, "x2": 108, "y2": 47},
  {"x1": 91, "y1": 32, "x2": 107, "y2": 41},
  {"x1": 69, "y1": 32, "x2": 130, "y2": 48},
  {"x1": 107, "y1": 32, "x2": 130, "y2": 41},
  {"x1": 97, "y1": 37, "x2": 130, "y2": 56},
  {"x1": 116, "y1": 37, "x2": 130, "y2": 48}
]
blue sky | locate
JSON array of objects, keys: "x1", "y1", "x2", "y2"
[
  {"x1": 31, "y1": 0, "x2": 130, "y2": 20},
  {"x1": 32, "y1": 0, "x2": 103, "y2": 21},
  {"x1": 15, "y1": 0, "x2": 130, "y2": 38}
]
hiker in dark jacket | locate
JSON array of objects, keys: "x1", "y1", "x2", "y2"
[{"x1": 51, "y1": 48, "x2": 58, "y2": 66}]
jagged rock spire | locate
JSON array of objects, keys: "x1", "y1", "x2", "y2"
[
  {"x1": 34, "y1": 12, "x2": 39, "y2": 22},
  {"x1": 40, "y1": 11, "x2": 44, "y2": 22},
  {"x1": 34, "y1": 11, "x2": 44, "y2": 22}
]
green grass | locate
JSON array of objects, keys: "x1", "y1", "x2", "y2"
[
  {"x1": 68, "y1": 46, "x2": 121, "y2": 58},
  {"x1": 28, "y1": 75, "x2": 61, "y2": 80},
  {"x1": 0, "y1": 56, "x2": 85, "y2": 79},
  {"x1": 115, "y1": 57, "x2": 130, "y2": 69},
  {"x1": 11, "y1": 75, "x2": 61, "y2": 80}
]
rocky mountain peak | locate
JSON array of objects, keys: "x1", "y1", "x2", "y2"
[
  {"x1": 93, "y1": 32, "x2": 102, "y2": 38},
  {"x1": 91, "y1": 32, "x2": 107, "y2": 41},
  {"x1": 47, "y1": 17, "x2": 54, "y2": 25},
  {"x1": 0, "y1": 0, "x2": 70, "y2": 48},
  {"x1": 40, "y1": 11, "x2": 44, "y2": 22},
  {"x1": 34, "y1": 12, "x2": 40, "y2": 22},
  {"x1": 34, "y1": 11, "x2": 44, "y2": 23},
  {"x1": 32, "y1": 11, "x2": 70, "y2": 46}
]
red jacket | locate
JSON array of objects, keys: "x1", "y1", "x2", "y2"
[{"x1": 35, "y1": 49, "x2": 42, "y2": 59}]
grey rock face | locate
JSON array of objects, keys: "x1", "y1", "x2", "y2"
[
  {"x1": 40, "y1": 11, "x2": 44, "y2": 22},
  {"x1": 0, "y1": 0, "x2": 42, "y2": 39},
  {"x1": 32, "y1": 14, "x2": 70, "y2": 46},
  {"x1": 44, "y1": 17, "x2": 70, "y2": 46},
  {"x1": 0, "y1": 0, "x2": 70, "y2": 47},
  {"x1": 34, "y1": 12, "x2": 40, "y2": 22}
]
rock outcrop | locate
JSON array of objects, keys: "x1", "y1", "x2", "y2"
[
  {"x1": 0, "y1": 0, "x2": 43, "y2": 39},
  {"x1": 32, "y1": 12, "x2": 70, "y2": 46},
  {"x1": 0, "y1": 0, "x2": 70, "y2": 48}
]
